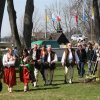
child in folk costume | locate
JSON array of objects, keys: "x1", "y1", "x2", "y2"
[
  {"x1": 3, "y1": 48, "x2": 16, "y2": 93},
  {"x1": 20, "y1": 49, "x2": 33, "y2": 92}
]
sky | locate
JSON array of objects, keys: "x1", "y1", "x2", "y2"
[{"x1": 1, "y1": 0, "x2": 55, "y2": 37}]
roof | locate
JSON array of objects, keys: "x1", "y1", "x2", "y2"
[
  {"x1": 32, "y1": 32, "x2": 69, "y2": 44},
  {"x1": 31, "y1": 40, "x2": 59, "y2": 48},
  {"x1": 49, "y1": 33, "x2": 69, "y2": 44},
  {"x1": 31, "y1": 40, "x2": 43, "y2": 45}
]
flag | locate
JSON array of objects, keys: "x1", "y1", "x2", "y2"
[
  {"x1": 75, "y1": 15, "x2": 78, "y2": 24},
  {"x1": 92, "y1": 7, "x2": 94, "y2": 20},
  {"x1": 52, "y1": 14, "x2": 56, "y2": 22},
  {"x1": 82, "y1": 0, "x2": 87, "y2": 22},
  {"x1": 82, "y1": 8, "x2": 87, "y2": 22},
  {"x1": 56, "y1": 15, "x2": 61, "y2": 22},
  {"x1": 45, "y1": 15, "x2": 49, "y2": 23}
]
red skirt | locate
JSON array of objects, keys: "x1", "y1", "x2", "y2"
[
  {"x1": 20, "y1": 67, "x2": 30, "y2": 85},
  {"x1": 4, "y1": 67, "x2": 16, "y2": 87}
]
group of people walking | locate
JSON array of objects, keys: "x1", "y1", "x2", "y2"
[
  {"x1": 1, "y1": 42, "x2": 100, "y2": 93},
  {"x1": 2, "y1": 45, "x2": 58, "y2": 92},
  {"x1": 61, "y1": 42, "x2": 99, "y2": 84}
]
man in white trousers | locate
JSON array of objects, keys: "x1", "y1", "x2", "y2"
[{"x1": 61, "y1": 43, "x2": 79, "y2": 84}]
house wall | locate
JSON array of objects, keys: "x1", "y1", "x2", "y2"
[{"x1": 53, "y1": 47, "x2": 77, "y2": 61}]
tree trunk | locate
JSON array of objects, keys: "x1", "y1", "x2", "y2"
[
  {"x1": 93, "y1": 0, "x2": 100, "y2": 44},
  {"x1": 0, "y1": 0, "x2": 6, "y2": 41},
  {"x1": 7, "y1": 0, "x2": 21, "y2": 50},
  {"x1": 23, "y1": 0, "x2": 34, "y2": 49}
]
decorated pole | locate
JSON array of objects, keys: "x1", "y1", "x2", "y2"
[{"x1": 45, "y1": 9, "x2": 47, "y2": 39}]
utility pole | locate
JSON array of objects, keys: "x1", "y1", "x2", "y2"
[{"x1": 45, "y1": 9, "x2": 47, "y2": 39}]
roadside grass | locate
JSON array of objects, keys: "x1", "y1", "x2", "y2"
[{"x1": 0, "y1": 62, "x2": 100, "y2": 100}]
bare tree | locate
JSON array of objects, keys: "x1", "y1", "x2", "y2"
[
  {"x1": 46, "y1": 0, "x2": 79, "y2": 35},
  {"x1": 70, "y1": 0, "x2": 97, "y2": 41},
  {"x1": 93, "y1": 0, "x2": 100, "y2": 43},
  {"x1": 32, "y1": 8, "x2": 43, "y2": 33},
  {"x1": 0, "y1": 0, "x2": 6, "y2": 41},
  {"x1": 7, "y1": 0, "x2": 21, "y2": 50},
  {"x1": 23, "y1": 0, "x2": 34, "y2": 49},
  {"x1": 18, "y1": 8, "x2": 42, "y2": 36},
  {"x1": 46, "y1": 0, "x2": 63, "y2": 33},
  {"x1": 62, "y1": 0, "x2": 76, "y2": 36},
  {"x1": 18, "y1": 16, "x2": 24, "y2": 37}
]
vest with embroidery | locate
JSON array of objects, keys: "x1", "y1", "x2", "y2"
[{"x1": 64, "y1": 48, "x2": 75, "y2": 66}]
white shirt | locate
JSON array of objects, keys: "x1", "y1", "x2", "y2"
[
  {"x1": 32, "y1": 50, "x2": 36, "y2": 60},
  {"x1": 61, "y1": 50, "x2": 79, "y2": 65},
  {"x1": 47, "y1": 52, "x2": 58, "y2": 63},
  {"x1": 68, "y1": 49, "x2": 73, "y2": 63},
  {"x1": 3, "y1": 54, "x2": 15, "y2": 67},
  {"x1": 47, "y1": 53, "x2": 51, "y2": 63}
]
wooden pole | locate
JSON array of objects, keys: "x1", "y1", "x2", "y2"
[{"x1": 45, "y1": 9, "x2": 47, "y2": 39}]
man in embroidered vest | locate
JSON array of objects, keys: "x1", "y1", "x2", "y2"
[
  {"x1": 44, "y1": 46, "x2": 58, "y2": 85},
  {"x1": 61, "y1": 43, "x2": 79, "y2": 84}
]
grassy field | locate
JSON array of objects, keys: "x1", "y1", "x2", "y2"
[{"x1": 0, "y1": 63, "x2": 100, "y2": 100}]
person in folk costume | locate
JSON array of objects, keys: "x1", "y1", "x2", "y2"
[
  {"x1": 76, "y1": 43, "x2": 87, "y2": 78},
  {"x1": 30, "y1": 44, "x2": 42, "y2": 87},
  {"x1": 20, "y1": 49, "x2": 33, "y2": 92},
  {"x1": 2, "y1": 48, "x2": 16, "y2": 93},
  {"x1": 40, "y1": 45, "x2": 48, "y2": 84},
  {"x1": 61, "y1": 43, "x2": 79, "y2": 84},
  {"x1": 0, "y1": 55, "x2": 3, "y2": 92},
  {"x1": 44, "y1": 46, "x2": 58, "y2": 85}
]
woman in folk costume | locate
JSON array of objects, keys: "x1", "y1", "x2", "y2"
[
  {"x1": 3, "y1": 48, "x2": 16, "y2": 93},
  {"x1": 20, "y1": 49, "x2": 33, "y2": 92}
]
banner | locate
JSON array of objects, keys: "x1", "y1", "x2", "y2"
[
  {"x1": 45, "y1": 15, "x2": 49, "y2": 23},
  {"x1": 92, "y1": 7, "x2": 94, "y2": 20},
  {"x1": 82, "y1": 0, "x2": 87, "y2": 22}
]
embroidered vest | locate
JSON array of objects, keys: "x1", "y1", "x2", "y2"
[{"x1": 64, "y1": 48, "x2": 75, "y2": 66}]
